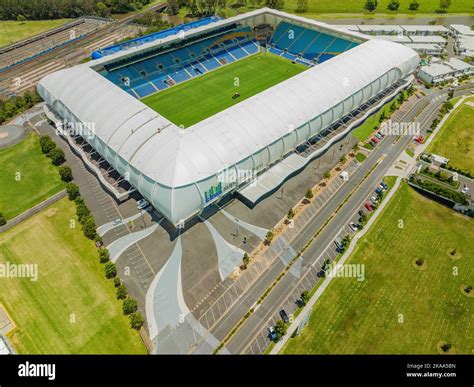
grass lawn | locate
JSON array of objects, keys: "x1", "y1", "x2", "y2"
[
  {"x1": 352, "y1": 101, "x2": 392, "y2": 142},
  {"x1": 0, "y1": 19, "x2": 71, "y2": 48},
  {"x1": 282, "y1": 181, "x2": 473, "y2": 354},
  {"x1": 230, "y1": 0, "x2": 474, "y2": 15},
  {"x1": 0, "y1": 198, "x2": 146, "y2": 354},
  {"x1": 426, "y1": 97, "x2": 474, "y2": 172},
  {"x1": 0, "y1": 133, "x2": 65, "y2": 220},
  {"x1": 142, "y1": 52, "x2": 306, "y2": 127}
]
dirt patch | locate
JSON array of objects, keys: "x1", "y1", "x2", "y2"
[
  {"x1": 437, "y1": 341, "x2": 456, "y2": 354},
  {"x1": 0, "y1": 132, "x2": 9, "y2": 139},
  {"x1": 446, "y1": 248, "x2": 462, "y2": 260},
  {"x1": 464, "y1": 101, "x2": 474, "y2": 108},
  {"x1": 460, "y1": 284, "x2": 473, "y2": 298},
  {"x1": 44, "y1": 208, "x2": 58, "y2": 217}
]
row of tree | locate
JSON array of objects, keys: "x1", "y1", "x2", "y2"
[
  {"x1": 0, "y1": 90, "x2": 42, "y2": 125},
  {"x1": 365, "y1": 0, "x2": 452, "y2": 12},
  {"x1": 0, "y1": 0, "x2": 153, "y2": 20}
]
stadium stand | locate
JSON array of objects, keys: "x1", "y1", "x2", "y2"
[
  {"x1": 0, "y1": 17, "x2": 109, "y2": 71},
  {"x1": 98, "y1": 20, "x2": 357, "y2": 100}
]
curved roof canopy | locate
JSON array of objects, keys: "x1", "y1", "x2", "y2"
[{"x1": 39, "y1": 38, "x2": 418, "y2": 189}]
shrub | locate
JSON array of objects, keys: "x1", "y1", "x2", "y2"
[
  {"x1": 287, "y1": 208, "x2": 295, "y2": 220},
  {"x1": 58, "y1": 165, "x2": 73, "y2": 182},
  {"x1": 48, "y1": 147, "x2": 65, "y2": 166},
  {"x1": 104, "y1": 262, "x2": 117, "y2": 279},
  {"x1": 123, "y1": 298, "x2": 138, "y2": 315},
  {"x1": 130, "y1": 312, "x2": 145, "y2": 330},
  {"x1": 243, "y1": 253, "x2": 250, "y2": 266},
  {"x1": 324, "y1": 171, "x2": 331, "y2": 179},
  {"x1": 364, "y1": 0, "x2": 377, "y2": 11},
  {"x1": 265, "y1": 230, "x2": 274, "y2": 245},
  {"x1": 387, "y1": 0, "x2": 399, "y2": 10},
  {"x1": 39, "y1": 135, "x2": 56, "y2": 154},
  {"x1": 99, "y1": 248, "x2": 110, "y2": 263},
  {"x1": 113, "y1": 277, "x2": 121, "y2": 288},
  {"x1": 66, "y1": 183, "x2": 80, "y2": 200},
  {"x1": 0, "y1": 214, "x2": 6, "y2": 226},
  {"x1": 305, "y1": 189, "x2": 314, "y2": 199},
  {"x1": 81, "y1": 215, "x2": 97, "y2": 240},
  {"x1": 274, "y1": 319, "x2": 287, "y2": 340},
  {"x1": 409, "y1": 0, "x2": 419, "y2": 10},
  {"x1": 116, "y1": 284, "x2": 127, "y2": 300},
  {"x1": 76, "y1": 202, "x2": 91, "y2": 223},
  {"x1": 300, "y1": 290, "x2": 310, "y2": 306}
]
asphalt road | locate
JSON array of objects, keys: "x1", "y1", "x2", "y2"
[{"x1": 212, "y1": 84, "x2": 474, "y2": 354}]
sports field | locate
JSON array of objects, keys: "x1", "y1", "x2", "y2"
[
  {"x1": 0, "y1": 133, "x2": 65, "y2": 220},
  {"x1": 0, "y1": 19, "x2": 71, "y2": 48},
  {"x1": 426, "y1": 97, "x2": 474, "y2": 173},
  {"x1": 0, "y1": 198, "x2": 146, "y2": 354},
  {"x1": 142, "y1": 52, "x2": 306, "y2": 127},
  {"x1": 282, "y1": 182, "x2": 473, "y2": 354}
]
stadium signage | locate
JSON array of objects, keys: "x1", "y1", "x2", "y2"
[{"x1": 204, "y1": 182, "x2": 223, "y2": 203}]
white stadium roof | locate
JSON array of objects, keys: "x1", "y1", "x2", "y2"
[
  {"x1": 40, "y1": 39, "x2": 417, "y2": 188},
  {"x1": 38, "y1": 8, "x2": 419, "y2": 224}
]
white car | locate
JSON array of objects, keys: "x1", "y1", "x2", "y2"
[
  {"x1": 137, "y1": 199, "x2": 150, "y2": 210},
  {"x1": 461, "y1": 185, "x2": 470, "y2": 194},
  {"x1": 349, "y1": 222, "x2": 359, "y2": 232},
  {"x1": 370, "y1": 196, "x2": 378, "y2": 205}
]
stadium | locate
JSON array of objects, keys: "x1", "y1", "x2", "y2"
[{"x1": 37, "y1": 8, "x2": 419, "y2": 227}]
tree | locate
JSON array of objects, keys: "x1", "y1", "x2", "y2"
[
  {"x1": 408, "y1": 0, "x2": 419, "y2": 10},
  {"x1": 340, "y1": 155, "x2": 347, "y2": 164},
  {"x1": 0, "y1": 213, "x2": 6, "y2": 226},
  {"x1": 123, "y1": 298, "x2": 138, "y2": 315},
  {"x1": 130, "y1": 312, "x2": 145, "y2": 330},
  {"x1": 113, "y1": 277, "x2": 121, "y2": 287},
  {"x1": 99, "y1": 248, "x2": 110, "y2": 263},
  {"x1": 58, "y1": 165, "x2": 73, "y2": 182},
  {"x1": 305, "y1": 189, "x2": 314, "y2": 200},
  {"x1": 387, "y1": 0, "x2": 399, "y2": 10},
  {"x1": 438, "y1": 0, "x2": 451, "y2": 12},
  {"x1": 116, "y1": 284, "x2": 127, "y2": 300},
  {"x1": 324, "y1": 171, "x2": 331, "y2": 179},
  {"x1": 104, "y1": 262, "x2": 117, "y2": 279},
  {"x1": 300, "y1": 290, "x2": 310, "y2": 306},
  {"x1": 82, "y1": 215, "x2": 97, "y2": 240},
  {"x1": 265, "y1": 0, "x2": 284, "y2": 10},
  {"x1": 364, "y1": 0, "x2": 377, "y2": 11},
  {"x1": 39, "y1": 135, "x2": 56, "y2": 154},
  {"x1": 66, "y1": 183, "x2": 80, "y2": 200},
  {"x1": 16, "y1": 14, "x2": 27, "y2": 22},
  {"x1": 167, "y1": 0, "x2": 179, "y2": 15},
  {"x1": 287, "y1": 208, "x2": 295, "y2": 220},
  {"x1": 243, "y1": 252, "x2": 250, "y2": 266},
  {"x1": 274, "y1": 320, "x2": 287, "y2": 340},
  {"x1": 265, "y1": 230, "x2": 274, "y2": 245},
  {"x1": 295, "y1": 0, "x2": 308, "y2": 13},
  {"x1": 48, "y1": 147, "x2": 65, "y2": 166}
]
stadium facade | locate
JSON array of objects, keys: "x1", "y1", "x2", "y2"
[{"x1": 38, "y1": 8, "x2": 419, "y2": 227}]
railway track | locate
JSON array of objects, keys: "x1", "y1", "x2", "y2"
[{"x1": 0, "y1": 2, "x2": 167, "y2": 97}]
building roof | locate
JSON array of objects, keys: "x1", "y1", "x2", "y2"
[
  {"x1": 406, "y1": 43, "x2": 443, "y2": 52},
  {"x1": 357, "y1": 25, "x2": 404, "y2": 34},
  {"x1": 450, "y1": 24, "x2": 474, "y2": 36},
  {"x1": 419, "y1": 58, "x2": 473, "y2": 77},
  {"x1": 401, "y1": 25, "x2": 449, "y2": 33},
  {"x1": 39, "y1": 38, "x2": 418, "y2": 188},
  {"x1": 0, "y1": 337, "x2": 10, "y2": 355},
  {"x1": 409, "y1": 35, "x2": 446, "y2": 44}
]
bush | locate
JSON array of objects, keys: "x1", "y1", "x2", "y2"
[
  {"x1": 275, "y1": 320, "x2": 287, "y2": 340},
  {"x1": 287, "y1": 208, "x2": 295, "y2": 220},
  {"x1": 387, "y1": 0, "x2": 399, "y2": 10},
  {"x1": 76, "y1": 201, "x2": 91, "y2": 223},
  {"x1": 113, "y1": 277, "x2": 121, "y2": 288},
  {"x1": 265, "y1": 230, "x2": 274, "y2": 245},
  {"x1": 81, "y1": 215, "x2": 97, "y2": 240},
  {"x1": 104, "y1": 262, "x2": 117, "y2": 279},
  {"x1": 409, "y1": 176, "x2": 469, "y2": 205},
  {"x1": 123, "y1": 298, "x2": 138, "y2": 315},
  {"x1": 0, "y1": 214, "x2": 6, "y2": 226},
  {"x1": 409, "y1": 0, "x2": 419, "y2": 10},
  {"x1": 47, "y1": 147, "x2": 65, "y2": 166},
  {"x1": 243, "y1": 253, "x2": 250, "y2": 266},
  {"x1": 99, "y1": 248, "x2": 110, "y2": 263},
  {"x1": 39, "y1": 135, "x2": 56, "y2": 154},
  {"x1": 116, "y1": 284, "x2": 127, "y2": 300},
  {"x1": 130, "y1": 312, "x2": 145, "y2": 330},
  {"x1": 305, "y1": 189, "x2": 314, "y2": 199},
  {"x1": 324, "y1": 171, "x2": 331, "y2": 179},
  {"x1": 66, "y1": 183, "x2": 80, "y2": 200},
  {"x1": 58, "y1": 165, "x2": 73, "y2": 182}
]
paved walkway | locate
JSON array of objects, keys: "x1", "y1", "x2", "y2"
[
  {"x1": 97, "y1": 211, "x2": 143, "y2": 237},
  {"x1": 108, "y1": 222, "x2": 160, "y2": 263},
  {"x1": 220, "y1": 209, "x2": 268, "y2": 240},
  {"x1": 270, "y1": 177, "x2": 402, "y2": 354}
]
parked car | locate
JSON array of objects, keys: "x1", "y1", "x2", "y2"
[
  {"x1": 370, "y1": 196, "x2": 378, "y2": 205},
  {"x1": 375, "y1": 133, "x2": 383, "y2": 140},
  {"x1": 279, "y1": 309, "x2": 290, "y2": 324},
  {"x1": 137, "y1": 199, "x2": 150, "y2": 210},
  {"x1": 358, "y1": 210, "x2": 365, "y2": 217},
  {"x1": 371, "y1": 137, "x2": 380, "y2": 144},
  {"x1": 375, "y1": 186, "x2": 383, "y2": 195},
  {"x1": 349, "y1": 222, "x2": 359, "y2": 232},
  {"x1": 369, "y1": 140, "x2": 376, "y2": 147},
  {"x1": 380, "y1": 181, "x2": 388, "y2": 190},
  {"x1": 334, "y1": 239, "x2": 344, "y2": 252},
  {"x1": 461, "y1": 184, "x2": 470, "y2": 194},
  {"x1": 377, "y1": 131, "x2": 385, "y2": 138},
  {"x1": 364, "y1": 202, "x2": 374, "y2": 211},
  {"x1": 414, "y1": 136, "x2": 424, "y2": 144},
  {"x1": 112, "y1": 218, "x2": 122, "y2": 225},
  {"x1": 268, "y1": 326, "x2": 277, "y2": 341}
]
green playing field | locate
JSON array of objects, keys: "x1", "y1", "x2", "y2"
[{"x1": 141, "y1": 52, "x2": 307, "y2": 128}]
